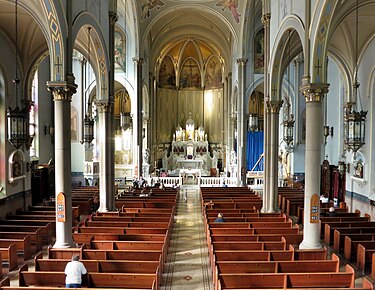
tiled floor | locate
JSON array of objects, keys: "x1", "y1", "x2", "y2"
[{"x1": 160, "y1": 186, "x2": 213, "y2": 290}]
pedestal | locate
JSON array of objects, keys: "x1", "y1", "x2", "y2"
[{"x1": 142, "y1": 164, "x2": 150, "y2": 178}]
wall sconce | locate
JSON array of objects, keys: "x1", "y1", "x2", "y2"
[{"x1": 323, "y1": 125, "x2": 333, "y2": 143}]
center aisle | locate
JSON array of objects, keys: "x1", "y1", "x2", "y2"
[{"x1": 160, "y1": 186, "x2": 213, "y2": 290}]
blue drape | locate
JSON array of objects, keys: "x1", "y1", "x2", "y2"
[{"x1": 246, "y1": 131, "x2": 264, "y2": 171}]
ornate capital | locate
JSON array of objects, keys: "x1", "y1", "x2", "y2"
[
  {"x1": 261, "y1": 14, "x2": 271, "y2": 27},
  {"x1": 300, "y1": 83, "x2": 329, "y2": 103},
  {"x1": 133, "y1": 57, "x2": 144, "y2": 66},
  {"x1": 95, "y1": 101, "x2": 112, "y2": 113},
  {"x1": 236, "y1": 58, "x2": 248, "y2": 66},
  {"x1": 266, "y1": 100, "x2": 283, "y2": 114},
  {"x1": 109, "y1": 12, "x2": 118, "y2": 25},
  {"x1": 46, "y1": 80, "x2": 77, "y2": 101}
]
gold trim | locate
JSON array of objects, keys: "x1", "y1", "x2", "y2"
[
  {"x1": 266, "y1": 100, "x2": 283, "y2": 114},
  {"x1": 300, "y1": 83, "x2": 329, "y2": 103},
  {"x1": 262, "y1": 14, "x2": 271, "y2": 27},
  {"x1": 95, "y1": 101, "x2": 112, "y2": 113},
  {"x1": 46, "y1": 81, "x2": 77, "y2": 101}
]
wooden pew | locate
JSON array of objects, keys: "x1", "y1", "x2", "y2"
[
  {"x1": 35, "y1": 257, "x2": 159, "y2": 274},
  {"x1": 19, "y1": 270, "x2": 157, "y2": 289},
  {"x1": 333, "y1": 228, "x2": 375, "y2": 252},
  {"x1": 216, "y1": 258, "x2": 339, "y2": 274},
  {"x1": 344, "y1": 235, "x2": 375, "y2": 260},
  {"x1": 324, "y1": 221, "x2": 375, "y2": 245},
  {"x1": 212, "y1": 241, "x2": 286, "y2": 251},
  {"x1": 91, "y1": 240, "x2": 164, "y2": 251},
  {"x1": 357, "y1": 242, "x2": 375, "y2": 273},
  {"x1": 217, "y1": 268, "x2": 355, "y2": 289},
  {"x1": 0, "y1": 235, "x2": 33, "y2": 260},
  {"x1": 0, "y1": 243, "x2": 17, "y2": 271}
]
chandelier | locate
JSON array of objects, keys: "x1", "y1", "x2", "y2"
[
  {"x1": 344, "y1": 0, "x2": 367, "y2": 153},
  {"x1": 7, "y1": 0, "x2": 27, "y2": 149}
]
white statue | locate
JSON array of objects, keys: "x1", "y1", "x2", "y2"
[
  {"x1": 212, "y1": 150, "x2": 218, "y2": 168},
  {"x1": 230, "y1": 150, "x2": 237, "y2": 165},
  {"x1": 143, "y1": 148, "x2": 150, "y2": 165},
  {"x1": 162, "y1": 149, "x2": 169, "y2": 170}
]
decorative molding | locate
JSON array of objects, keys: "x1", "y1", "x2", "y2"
[
  {"x1": 109, "y1": 11, "x2": 118, "y2": 25},
  {"x1": 300, "y1": 83, "x2": 329, "y2": 103},
  {"x1": 95, "y1": 101, "x2": 112, "y2": 113},
  {"x1": 236, "y1": 58, "x2": 248, "y2": 66},
  {"x1": 266, "y1": 100, "x2": 283, "y2": 114},
  {"x1": 262, "y1": 14, "x2": 271, "y2": 27},
  {"x1": 46, "y1": 81, "x2": 77, "y2": 101}
]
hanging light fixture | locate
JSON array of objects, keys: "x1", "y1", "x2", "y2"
[
  {"x1": 283, "y1": 30, "x2": 294, "y2": 146},
  {"x1": 7, "y1": 0, "x2": 27, "y2": 149},
  {"x1": 83, "y1": 26, "x2": 94, "y2": 144},
  {"x1": 344, "y1": 0, "x2": 367, "y2": 153}
]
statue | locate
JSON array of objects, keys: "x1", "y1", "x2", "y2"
[
  {"x1": 162, "y1": 149, "x2": 169, "y2": 170},
  {"x1": 143, "y1": 148, "x2": 150, "y2": 165},
  {"x1": 230, "y1": 150, "x2": 237, "y2": 165},
  {"x1": 212, "y1": 150, "x2": 218, "y2": 168}
]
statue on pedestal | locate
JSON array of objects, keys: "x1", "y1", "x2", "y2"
[{"x1": 143, "y1": 148, "x2": 150, "y2": 165}]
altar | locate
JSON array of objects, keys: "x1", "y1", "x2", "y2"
[
  {"x1": 162, "y1": 112, "x2": 216, "y2": 176},
  {"x1": 176, "y1": 159, "x2": 203, "y2": 170}
]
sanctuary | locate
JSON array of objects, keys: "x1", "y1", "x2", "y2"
[{"x1": 162, "y1": 113, "x2": 217, "y2": 176}]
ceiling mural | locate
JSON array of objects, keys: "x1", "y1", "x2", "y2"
[
  {"x1": 216, "y1": 0, "x2": 240, "y2": 23},
  {"x1": 141, "y1": 0, "x2": 166, "y2": 20}
]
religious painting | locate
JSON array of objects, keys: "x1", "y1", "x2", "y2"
[
  {"x1": 8, "y1": 150, "x2": 25, "y2": 184},
  {"x1": 71, "y1": 106, "x2": 78, "y2": 142},
  {"x1": 254, "y1": 28, "x2": 264, "y2": 74},
  {"x1": 354, "y1": 155, "x2": 364, "y2": 179},
  {"x1": 159, "y1": 56, "x2": 176, "y2": 88},
  {"x1": 205, "y1": 56, "x2": 222, "y2": 89},
  {"x1": 179, "y1": 58, "x2": 201, "y2": 89},
  {"x1": 216, "y1": 0, "x2": 241, "y2": 23},
  {"x1": 114, "y1": 31, "x2": 126, "y2": 72}
]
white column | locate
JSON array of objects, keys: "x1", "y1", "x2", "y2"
[
  {"x1": 96, "y1": 101, "x2": 116, "y2": 212},
  {"x1": 47, "y1": 79, "x2": 77, "y2": 248},
  {"x1": 261, "y1": 13, "x2": 271, "y2": 212},
  {"x1": 236, "y1": 58, "x2": 247, "y2": 186},
  {"x1": 267, "y1": 100, "x2": 283, "y2": 212},
  {"x1": 299, "y1": 83, "x2": 329, "y2": 249}
]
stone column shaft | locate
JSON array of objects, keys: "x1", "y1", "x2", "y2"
[
  {"x1": 47, "y1": 81, "x2": 77, "y2": 248},
  {"x1": 299, "y1": 83, "x2": 329, "y2": 249},
  {"x1": 262, "y1": 13, "x2": 271, "y2": 212},
  {"x1": 267, "y1": 101, "x2": 282, "y2": 212},
  {"x1": 96, "y1": 101, "x2": 115, "y2": 212},
  {"x1": 236, "y1": 58, "x2": 247, "y2": 186},
  {"x1": 134, "y1": 58, "x2": 144, "y2": 177}
]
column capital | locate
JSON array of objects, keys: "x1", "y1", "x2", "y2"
[
  {"x1": 300, "y1": 83, "x2": 329, "y2": 103},
  {"x1": 109, "y1": 11, "x2": 118, "y2": 25},
  {"x1": 133, "y1": 57, "x2": 144, "y2": 65},
  {"x1": 46, "y1": 80, "x2": 77, "y2": 101},
  {"x1": 266, "y1": 100, "x2": 283, "y2": 114},
  {"x1": 236, "y1": 58, "x2": 248, "y2": 66},
  {"x1": 262, "y1": 13, "x2": 271, "y2": 27},
  {"x1": 95, "y1": 101, "x2": 112, "y2": 113}
]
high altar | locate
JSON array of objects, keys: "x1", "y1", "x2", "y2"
[{"x1": 163, "y1": 113, "x2": 216, "y2": 176}]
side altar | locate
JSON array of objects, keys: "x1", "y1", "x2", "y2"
[{"x1": 162, "y1": 113, "x2": 217, "y2": 176}]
